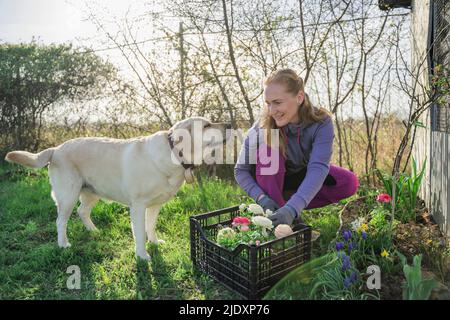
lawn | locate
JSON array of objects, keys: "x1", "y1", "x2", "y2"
[
  {"x1": 0, "y1": 162, "x2": 448, "y2": 300},
  {"x1": 0, "y1": 163, "x2": 247, "y2": 299}
]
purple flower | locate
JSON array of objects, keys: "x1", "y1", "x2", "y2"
[
  {"x1": 344, "y1": 277, "x2": 352, "y2": 288},
  {"x1": 362, "y1": 231, "x2": 367, "y2": 240},
  {"x1": 350, "y1": 271, "x2": 358, "y2": 282},
  {"x1": 336, "y1": 241, "x2": 344, "y2": 251},
  {"x1": 341, "y1": 254, "x2": 351, "y2": 271},
  {"x1": 348, "y1": 242, "x2": 357, "y2": 253},
  {"x1": 343, "y1": 230, "x2": 352, "y2": 242}
]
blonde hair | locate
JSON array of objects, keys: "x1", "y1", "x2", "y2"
[{"x1": 260, "y1": 69, "x2": 331, "y2": 158}]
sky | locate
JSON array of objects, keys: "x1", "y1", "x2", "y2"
[
  {"x1": 0, "y1": 0, "x2": 171, "y2": 123},
  {"x1": 1, "y1": 0, "x2": 92, "y2": 44},
  {"x1": 0, "y1": 0, "x2": 183, "y2": 78},
  {"x1": 0, "y1": 0, "x2": 145, "y2": 44}
]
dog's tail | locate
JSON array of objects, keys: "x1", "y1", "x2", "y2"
[{"x1": 5, "y1": 148, "x2": 55, "y2": 168}]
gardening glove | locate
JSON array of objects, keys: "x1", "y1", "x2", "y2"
[
  {"x1": 269, "y1": 205, "x2": 298, "y2": 227},
  {"x1": 257, "y1": 195, "x2": 280, "y2": 212}
]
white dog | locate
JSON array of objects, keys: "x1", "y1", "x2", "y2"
[{"x1": 5, "y1": 117, "x2": 231, "y2": 260}]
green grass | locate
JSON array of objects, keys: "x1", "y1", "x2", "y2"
[{"x1": 0, "y1": 163, "x2": 343, "y2": 300}]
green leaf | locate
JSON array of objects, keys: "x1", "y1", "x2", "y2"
[{"x1": 413, "y1": 121, "x2": 427, "y2": 128}]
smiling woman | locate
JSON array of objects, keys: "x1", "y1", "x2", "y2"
[
  {"x1": 234, "y1": 69, "x2": 360, "y2": 228},
  {"x1": 260, "y1": 69, "x2": 331, "y2": 157}
]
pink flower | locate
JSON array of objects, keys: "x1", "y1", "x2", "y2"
[
  {"x1": 255, "y1": 240, "x2": 261, "y2": 246},
  {"x1": 240, "y1": 225, "x2": 249, "y2": 232},
  {"x1": 232, "y1": 216, "x2": 250, "y2": 226},
  {"x1": 376, "y1": 193, "x2": 392, "y2": 203}
]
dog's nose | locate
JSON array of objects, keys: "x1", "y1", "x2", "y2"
[{"x1": 225, "y1": 123, "x2": 232, "y2": 129}]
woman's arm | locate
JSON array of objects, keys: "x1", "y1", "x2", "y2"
[
  {"x1": 285, "y1": 116, "x2": 334, "y2": 214},
  {"x1": 234, "y1": 124, "x2": 266, "y2": 202}
]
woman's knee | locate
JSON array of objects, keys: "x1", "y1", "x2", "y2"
[
  {"x1": 329, "y1": 165, "x2": 359, "y2": 199},
  {"x1": 341, "y1": 170, "x2": 359, "y2": 198}
]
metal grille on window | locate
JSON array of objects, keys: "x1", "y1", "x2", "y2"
[{"x1": 433, "y1": 0, "x2": 450, "y2": 133}]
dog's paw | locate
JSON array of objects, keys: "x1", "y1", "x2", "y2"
[
  {"x1": 59, "y1": 242, "x2": 71, "y2": 248},
  {"x1": 148, "y1": 237, "x2": 165, "y2": 245},
  {"x1": 86, "y1": 225, "x2": 99, "y2": 232},
  {"x1": 137, "y1": 252, "x2": 151, "y2": 261}
]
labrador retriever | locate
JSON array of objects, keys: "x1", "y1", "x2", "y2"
[{"x1": 5, "y1": 117, "x2": 231, "y2": 260}]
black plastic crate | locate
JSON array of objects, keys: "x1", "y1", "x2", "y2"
[{"x1": 190, "y1": 205, "x2": 312, "y2": 299}]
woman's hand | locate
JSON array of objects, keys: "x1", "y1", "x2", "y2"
[
  {"x1": 268, "y1": 205, "x2": 298, "y2": 227},
  {"x1": 256, "y1": 195, "x2": 280, "y2": 212}
]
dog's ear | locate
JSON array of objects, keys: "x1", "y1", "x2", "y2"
[
  {"x1": 169, "y1": 119, "x2": 191, "y2": 144},
  {"x1": 170, "y1": 118, "x2": 193, "y2": 132}
]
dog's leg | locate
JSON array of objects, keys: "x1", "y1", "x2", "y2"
[
  {"x1": 55, "y1": 198, "x2": 78, "y2": 248},
  {"x1": 77, "y1": 191, "x2": 99, "y2": 231},
  {"x1": 145, "y1": 205, "x2": 164, "y2": 245},
  {"x1": 130, "y1": 204, "x2": 151, "y2": 261},
  {"x1": 49, "y1": 166, "x2": 81, "y2": 248}
]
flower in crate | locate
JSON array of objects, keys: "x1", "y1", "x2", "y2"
[
  {"x1": 248, "y1": 204, "x2": 265, "y2": 216},
  {"x1": 239, "y1": 225, "x2": 250, "y2": 232},
  {"x1": 361, "y1": 231, "x2": 367, "y2": 240},
  {"x1": 251, "y1": 216, "x2": 273, "y2": 236},
  {"x1": 274, "y1": 224, "x2": 293, "y2": 239},
  {"x1": 376, "y1": 193, "x2": 392, "y2": 203},
  {"x1": 216, "y1": 227, "x2": 236, "y2": 243},
  {"x1": 232, "y1": 216, "x2": 251, "y2": 232},
  {"x1": 264, "y1": 209, "x2": 273, "y2": 217},
  {"x1": 232, "y1": 216, "x2": 250, "y2": 226},
  {"x1": 239, "y1": 203, "x2": 247, "y2": 212}
]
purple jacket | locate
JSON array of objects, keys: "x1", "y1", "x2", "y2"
[{"x1": 234, "y1": 115, "x2": 334, "y2": 214}]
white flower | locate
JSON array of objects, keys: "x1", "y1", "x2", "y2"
[
  {"x1": 350, "y1": 217, "x2": 366, "y2": 232},
  {"x1": 274, "y1": 224, "x2": 293, "y2": 239},
  {"x1": 248, "y1": 204, "x2": 265, "y2": 216},
  {"x1": 265, "y1": 209, "x2": 273, "y2": 217},
  {"x1": 251, "y1": 215, "x2": 273, "y2": 236},
  {"x1": 216, "y1": 227, "x2": 236, "y2": 243},
  {"x1": 239, "y1": 203, "x2": 247, "y2": 211},
  {"x1": 252, "y1": 215, "x2": 273, "y2": 228}
]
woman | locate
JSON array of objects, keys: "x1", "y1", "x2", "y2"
[{"x1": 234, "y1": 69, "x2": 359, "y2": 227}]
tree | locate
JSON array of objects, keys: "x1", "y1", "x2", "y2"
[{"x1": 0, "y1": 42, "x2": 116, "y2": 152}]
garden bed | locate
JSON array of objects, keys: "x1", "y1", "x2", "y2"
[{"x1": 339, "y1": 196, "x2": 450, "y2": 300}]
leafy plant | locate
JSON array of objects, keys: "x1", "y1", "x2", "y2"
[
  {"x1": 369, "y1": 207, "x2": 389, "y2": 230},
  {"x1": 376, "y1": 158, "x2": 426, "y2": 222},
  {"x1": 264, "y1": 253, "x2": 379, "y2": 300},
  {"x1": 398, "y1": 252, "x2": 439, "y2": 300}
]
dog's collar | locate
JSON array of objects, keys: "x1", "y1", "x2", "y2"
[{"x1": 167, "y1": 131, "x2": 195, "y2": 171}]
